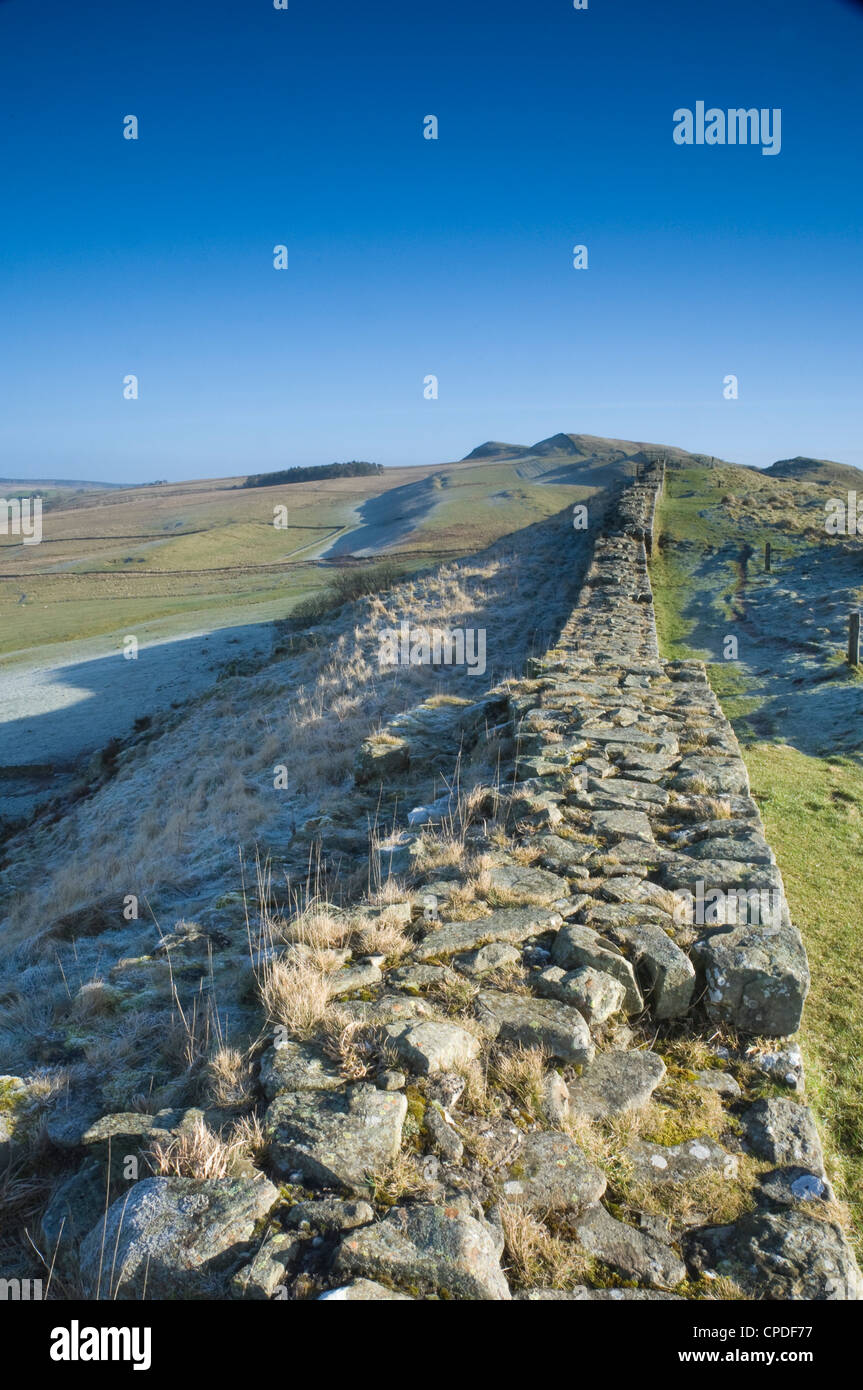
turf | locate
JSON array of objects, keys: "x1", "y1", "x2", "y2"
[
  {"x1": 0, "y1": 458, "x2": 610, "y2": 658},
  {"x1": 651, "y1": 465, "x2": 863, "y2": 1246}
]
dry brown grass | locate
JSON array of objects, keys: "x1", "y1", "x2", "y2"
[
  {"x1": 622, "y1": 1162, "x2": 760, "y2": 1229},
  {"x1": 411, "y1": 833, "x2": 465, "y2": 874},
  {"x1": 452, "y1": 1056, "x2": 501, "y2": 1119},
  {"x1": 322, "y1": 1013, "x2": 379, "y2": 1080},
  {"x1": 203, "y1": 1046, "x2": 255, "y2": 1109},
  {"x1": 274, "y1": 902, "x2": 349, "y2": 953},
  {"x1": 1, "y1": 513, "x2": 586, "y2": 998},
  {"x1": 350, "y1": 909, "x2": 412, "y2": 963},
  {"x1": 468, "y1": 861, "x2": 553, "y2": 909},
  {"x1": 559, "y1": 1105, "x2": 622, "y2": 1167},
  {"x1": 428, "y1": 972, "x2": 479, "y2": 1017},
  {"x1": 485, "y1": 884, "x2": 543, "y2": 908},
  {"x1": 440, "y1": 881, "x2": 491, "y2": 922},
  {"x1": 159, "y1": 990, "x2": 224, "y2": 1076},
  {"x1": 500, "y1": 1203, "x2": 591, "y2": 1290},
  {"x1": 457, "y1": 783, "x2": 503, "y2": 828},
  {"x1": 490, "y1": 1045, "x2": 549, "y2": 1120},
  {"x1": 365, "y1": 877, "x2": 412, "y2": 908},
  {"x1": 0, "y1": 1161, "x2": 54, "y2": 1261},
  {"x1": 366, "y1": 1150, "x2": 432, "y2": 1207},
  {"x1": 257, "y1": 954, "x2": 335, "y2": 1039},
  {"x1": 659, "y1": 1035, "x2": 727, "y2": 1073},
  {"x1": 146, "y1": 1116, "x2": 245, "y2": 1179},
  {"x1": 702, "y1": 1275, "x2": 747, "y2": 1299},
  {"x1": 69, "y1": 978, "x2": 122, "y2": 1019},
  {"x1": 229, "y1": 1112, "x2": 269, "y2": 1166},
  {"x1": 481, "y1": 964, "x2": 531, "y2": 993},
  {"x1": 507, "y1": 843, "x2": 545, "y2": 866}
]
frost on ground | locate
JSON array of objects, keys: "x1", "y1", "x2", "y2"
[
  {"x1": 1, "y1": 463, "x2": 858, "y2": 1303},
  {"x1": 0, "y1": 508, "x2": 596, "y2": 1073}
]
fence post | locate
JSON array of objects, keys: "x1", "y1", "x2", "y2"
[
  {"x1": 764, "y1": 542, "x2": 771, "y2": 572},
  {"x1": 848, "y1": 612, "x2": 861, "y2": 667}
]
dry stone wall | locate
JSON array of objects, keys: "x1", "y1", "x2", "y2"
[
  {"x1": 22, "y1": 465, "x2": 861, "y2": 1302},
  {"x1": 316, "y1": 460, "x2": 858, "y2": 1300}
]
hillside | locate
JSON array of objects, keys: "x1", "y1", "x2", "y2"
[
  {"x1": 0, "y1": 448, "x2": 625, "y2": 662},
  {"x1": 1, "y1": 458, "x2": 860, "y2": 1304},
  {"x1": 0, "y1": 441, "x2": 633, "y2": 819},
  {"x1": 462, "y1": 440, "x2": 532, "y2": 460},
  {"x1": 648, "y1": 453, "x2": 863, "y2": 1250},
  {"x1": 2, "y1": 435, "x2": 862, "y2": 1303},
  {"x1": 464, "y1": 431, "x2": 726, "y2": 469},
  {"x1": 764, "y1": 456, "x2": 863, "y2": 488},
  {"x1": 0, "y1": 477, "x2": 130, "y2": 491}
]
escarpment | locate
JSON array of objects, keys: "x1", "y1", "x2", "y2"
[{"x1": 5, "y1": 463, "x2": 860, "y2": 1302}]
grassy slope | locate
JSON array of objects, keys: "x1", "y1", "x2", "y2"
[
  {"x1": 0, "y1": 473, "x2": 401, "y2": 656},
  {"x1": 0, "y1": 457, "x2": 614, "y2": 658},
  {"x1": 652, "y1": 465, "x2": 863, "y2": 1246},
  {"x1": 745, "y1": 744, "x2": 863, "y2": 1238}
]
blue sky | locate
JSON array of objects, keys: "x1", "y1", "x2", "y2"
[{"x1": 1, "y1": 0, "x2": 862, "y2": 481}]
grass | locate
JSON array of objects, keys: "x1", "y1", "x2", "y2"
[
  {"x1": 500, "y1": 1202, "x2": 592, "y2": 1290},
  {"x1": 637, "y1": 1078, "x2": 727, "y2": 1148},
  {"x1": 351, "y1": 911, "x2": 412, "y2": 964},
  {"x1": 145, "y1": 1113, "x2": 267, "y2": 1178},
  {"x1": 145, "y1": 1116, "x2": 246, "y2": 1179},
  {"x1": 365, "y1": 1151, "x2": 432, "y2": 1207},
  {"x1": 745, "y1": 745, "x2": 863, "y2": 1246},
  {"x1": 703, "y1": 662, "x2": 765, "y2": 733},
  {"x1": 321, "y1": 1014, "x2": 380, "y2": 1080},
  {"x1": 651, "y1": 461, "x2": 834, "y2": 670},
  {"x1": 257, "y1": 954, "x2": 336, "y2": 1039},
  {"x1": 0, "y1": 498, "x2": 602, "y2": 1216},
  {"x1": 651, "y1": 465, "x2": 863, "y2": 1248},
  {"x1": 287, "y1": 561, "x2": 407, "y2": 627},
  {"x1": 202, "y1": 1046, "x2": 255, "y2": 1109},
  {"x1": 490, "y1": 1045, "x2": 548, "y2": 1120},
  {"x1": 0, "y1": 457, "x2": 607, "y2": 658},
  {"x1": 10, "y1": 444, "x2": 857, "y2": 1297}
]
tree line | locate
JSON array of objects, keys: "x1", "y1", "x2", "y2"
[{"x1": 242, "y1": 461, "x2": 383, "y2": 488}]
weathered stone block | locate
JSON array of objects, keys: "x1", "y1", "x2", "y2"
[{"x1": 692, "y1": 923, "x2": 809, "y2": 1036}]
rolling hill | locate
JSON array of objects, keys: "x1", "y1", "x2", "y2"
[{"x1": 764, "y1": 456, "x2": 863, "y2": 488}]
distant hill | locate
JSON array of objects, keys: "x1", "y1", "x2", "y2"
[
  {"x1": 0, "y1": 477, "x2": 129, "y2": 491},
  {"x1": 530, "y1": 433, "x2": 584, "y2": 457},
  {"x1": 462, "y1": 441, "x2": 532, "y2": 460},
  {"x1": 464, "y1": 434, "x2": 617, "y2": 462},
  {"x1": 763, "y1": 456, "x2": 863, "y2": 488},
  {"x1": 463, "y1": 432, "x2": 712, "y2": 468}
]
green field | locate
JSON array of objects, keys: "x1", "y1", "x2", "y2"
[
  {"x1": 0, "y1": 455, "x2": 615, "y2": 659},
  {"x1": 746, "y1": 745, "x2": 863, "y2": 1247},
  {"x1": 651, "y1": 465, "x2": 863, "y2": 1246}
]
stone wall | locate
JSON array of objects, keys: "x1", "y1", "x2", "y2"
[
  {"x1": 22, "y1": 466, "x2": 861, "y2": 1302},
  {"x1": 319, "y1": 461, "x2": 858, "y2": 1300}
]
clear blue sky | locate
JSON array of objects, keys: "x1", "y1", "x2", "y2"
[{"x1": 1, "y1": 0, "x2": 862, "y2": 482}]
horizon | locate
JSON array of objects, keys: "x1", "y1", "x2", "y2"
[
  {"x1": 0, "y1": 429, "x2": 857, "y2": 491},
  {"x1": 1, "y1": 436, "x2": 856, "y2": 497},
  {"x1": 2, "y1": 0, "x2": 863, "y2": 481}
]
